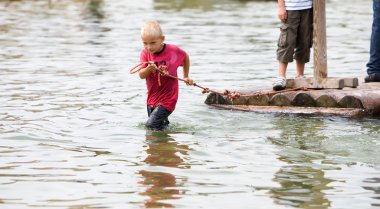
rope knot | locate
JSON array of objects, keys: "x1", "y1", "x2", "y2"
[
  {"x1": 201, "y1": 88, "x2": 210, "y2": 94},
  {"x1": 227, "y1": 92, "x2": 241, "y2": 101}
]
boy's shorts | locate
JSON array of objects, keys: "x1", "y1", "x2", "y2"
[
  {"x1": 276, "y1": 8, "x2": 313, "y2": 63},
  {"x1": 146, "y1": 105, "x2": 172, "y2": 131}
]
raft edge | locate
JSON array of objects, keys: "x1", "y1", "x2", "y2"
[{"x1": 209, "y1": 104, "x2": 369, "y2": 118}]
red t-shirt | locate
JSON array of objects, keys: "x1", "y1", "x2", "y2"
[{"x1": 140, "y1": 44, "x2": 187, "y2": 112}]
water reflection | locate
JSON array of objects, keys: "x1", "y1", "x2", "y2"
[
  {"x1": 267, "y1": 117, "x2": 334, "y2": 208},
  {"x1": 78, "y1": 0, "x2": 114, "y2": 75},
  {"x1": 138, "y1": 132, "x2": 190, "y2": 208},
  {"x1": 82, "y1": 0, "x2": 104, "y2": 20},
  {"x1": 363, "y1": 177, "x2": 380, "y2": 207},
  {"x1": 0, "y1": 0, "x2": 377, "y2": 208},
  {"x1": 153, "y1": 0, "x2": 249, "y2": 10}
]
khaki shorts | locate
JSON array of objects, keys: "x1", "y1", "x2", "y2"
[{"x1": 276, "y1": 9, "x2": 313, "y2": 63}]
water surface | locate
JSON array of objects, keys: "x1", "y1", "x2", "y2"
[{"x1": 0, "y1": 0, "x2": 379, "y2": 208}]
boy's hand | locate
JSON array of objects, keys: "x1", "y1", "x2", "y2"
[
  {"x1": 147, "y1": 63, "x2": 157, "y2": 72},
  {"x1": 184, "y1": 77, "x2": 194, "y2": 86},
  {"x1": 138, "y1": 62, "x2": 157, "y2": 79},
  {"x1": 278, "y1": 7, "x2": 287, "y2": 22},
  {"x1": 158, "y1": 65, "x2": 169, "y2": 76}
]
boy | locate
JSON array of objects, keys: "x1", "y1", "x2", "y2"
[
  {"x1": 273, "y1": 0, "x2": 313, "y2": 91},
  {"x1": 138, "y1": 20, "x2": 193, "y2": 131}
]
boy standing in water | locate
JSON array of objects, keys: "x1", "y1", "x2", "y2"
[
  {"x1": 138, "y1": 20, "x2": 193, "y2": 131},
  {"x1": 273, "y1": 0, "x2": 313, "y2": 91}
]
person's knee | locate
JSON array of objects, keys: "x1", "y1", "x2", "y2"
[
  {"x1": 277, "y1": 48, "x2": 294, "y2": 63},
  {"x1": 145, "y1": 119, "x2": 160, "y2": 130},
  {"x1": 146, "y1": 117, "x2": 168, "y2": 131},
  {"x1": 145, "y1": 105, "x2": 171, "y2": 131}
]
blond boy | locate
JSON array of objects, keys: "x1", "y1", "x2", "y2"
[{"x1": 138, "y1": 20, "x2": 193, "y2": 130}]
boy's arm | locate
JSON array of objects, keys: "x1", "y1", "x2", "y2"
[
  {"x1": 183, "y1": 54, "x2": 193, "y2": 85},
  {"x1": 138, "y1": 64, "x2": 156, "y2": 79},
  {"x1": 278, "y1": 0, "x2": 287, "y2": 22}
]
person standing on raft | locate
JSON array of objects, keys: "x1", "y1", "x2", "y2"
[
  {"x1": 273, "y1": 0, "x2": 313, "y2": 91},
  {"x1": 365, "y1": 0, "x2": 380, "y2": 83}
]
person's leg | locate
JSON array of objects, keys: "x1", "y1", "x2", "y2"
[
  {"x1": 294, "y1": 8, "x2": 313, "y2": 78},
  {"x1": 296, "y1": 60, "x2": 305, "y2": 78},
  {"x1": 366, "y1": 0, "x2": 380, "y2": 82},
  {"x1": 146, "y1": 105, "x2": 172, "y2": 131},
  {"x1": 278, "y1": 62, "x2": 288, "y2": 78},
  {"x1": 276, "y1": 19, "x2": 298, "y2": 73},
  {"x1": 274, "y1": 11, "x2": 300, "y2": 90},
  {"x1": 147, "y1": 105, "x2": 154, "y2": 117},
  {"x1": 273, "y1": 61, "x2": 288, "y2": 91}
]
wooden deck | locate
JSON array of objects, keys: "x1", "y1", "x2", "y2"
[{"x1": 204, "y1": 80, "x2": 380, "y2": 118}]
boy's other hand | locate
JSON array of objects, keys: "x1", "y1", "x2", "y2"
[
  {"x1": 278, "y1": 7, "x2": 287, "y2": 22},
  {"x1": 158, "y1": 65, "x2": 169, "y2": 76},
  {"x1": 184, "y1": 77, "x2": 194, "y2": 86}
]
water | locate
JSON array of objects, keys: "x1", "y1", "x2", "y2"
[{"x1": 0, "y1": 0, "x2": 379, "y2": 208}]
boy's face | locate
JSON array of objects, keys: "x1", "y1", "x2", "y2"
[{"x1": 141, "y1": 35, "x2": 165, "y2": 54}]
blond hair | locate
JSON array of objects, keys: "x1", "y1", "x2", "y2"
[{"x1": 141, "y1": 20, "x2": 163, "y2": 37}]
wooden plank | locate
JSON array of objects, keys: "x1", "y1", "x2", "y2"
[
  {"x1": 315, "y1": 95, "x2": 339, "y2": 107},
  {"x1": 286, "y1": 77, "x2": 344, "y2": 89},
  {"x1": 247, "y1": 95, "x2": 270, "y2": 106},
  {"x1": 338, "y1": 95, "x2": 364, "y2": 108},
  {"x1": 343, "y1": 77, "x2": 359, "y2": 88},
  {"x1": 286, "y1": 77, "x2": 311, "y2": 88},
  {"x1": 270, "y1": 92, "x2": 297, "y2": 106},
  {"x1": 209, "y1": 104, "x2": 368, "y2": 118},
  {"x1": 292, "y1": 92, "x2": 317, "y2": 107},
  {"x1": 315, "y1": 78, "x2": 344, "y2": 89}
]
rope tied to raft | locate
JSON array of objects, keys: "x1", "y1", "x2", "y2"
[{"x1": 130, "y1": 62, "x2": 308, "y2": 100}]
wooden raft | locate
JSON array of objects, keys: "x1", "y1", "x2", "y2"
[
  {"x1": 204, "y1": 81, "x2": 380, "y2": 118},
  {"x1": 204, "y1": 1, "x2": 378, "y2": 118}
]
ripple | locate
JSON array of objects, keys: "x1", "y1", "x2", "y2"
[{"x1": 0, "y1": 0, "x2": 379, "y2": 208}]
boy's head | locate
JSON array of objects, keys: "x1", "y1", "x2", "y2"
[{"x1": 141, "y1": 20, "x2": 165, "y2": 54}]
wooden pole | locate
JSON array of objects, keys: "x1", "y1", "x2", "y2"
[{"x1": 313, "y1": 0, "x2": 328, "y2": 88}]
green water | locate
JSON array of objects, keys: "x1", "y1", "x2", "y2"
[{"x1": 0, "y1": 0, "x2": 379, "y2": 208}]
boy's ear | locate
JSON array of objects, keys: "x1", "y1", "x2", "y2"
[{"x1": 161, "y1": 35, "x2": 165, "y2": 42}]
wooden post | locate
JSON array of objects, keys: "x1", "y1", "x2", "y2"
[{"x1": 313, "y1": 0, "x2": 328, "y2": 88}]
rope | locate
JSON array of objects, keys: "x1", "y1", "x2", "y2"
[
  {"x1": 130, "y1": 62, "x2": 308, "y2": 100},
  {"x1": 129, "y1": 62, "x2": 154, "y2": 74}
]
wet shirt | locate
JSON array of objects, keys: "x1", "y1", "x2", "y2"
[
  {"x1": 140, "y1": 44, "x2": 187, "y2": 112},
  {"x1": 285, "y1": 0, "x2": 313, "y2": 10}
]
